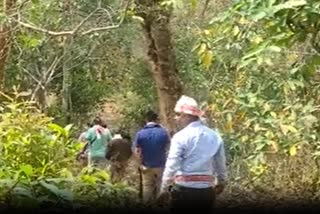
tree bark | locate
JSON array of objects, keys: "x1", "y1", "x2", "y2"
[
  {"x1": 61, "y1": 0, "x2": 73, "y2": 124},
  {"x1": 201, "y1": 0, "x2": 211, "y2": 19},
  {"x1": 135, "y1": 0, "x2": 183, "y2": 134},
  {"x1": 37, "y1": 87, "x2": 47, "y2": 109},
  {"x1": 61, "y1": 36, "x2": 73, "y2": 124},
  {"x1": 0, "y1": 0, "x2": 16, "y2": 90}
]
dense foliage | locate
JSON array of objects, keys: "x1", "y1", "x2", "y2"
[
  {"x1": 1, "y1": 0, "x2": 320, "y2": 208},
  {"x1": 191, "y1": 0, "x2": 320, "y2": 203},
  {"x1": 0, "y1": 92, "x2": 138, "y2": 210}
]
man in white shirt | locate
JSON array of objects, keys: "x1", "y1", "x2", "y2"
[{"x1": 159, "y1": 95, "x2": 228, "y2": 212}]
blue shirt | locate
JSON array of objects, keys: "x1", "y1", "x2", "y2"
[
  {"x1": 133, "y1": 122, "x2": 170, "y2": 168},
  {"x1": 160, "y1": 120, "x2": 227, "y2": 191}
]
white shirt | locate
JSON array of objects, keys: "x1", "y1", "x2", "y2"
[{"x1": 160, "y1": 120, "x2": 227, "y2": 191}]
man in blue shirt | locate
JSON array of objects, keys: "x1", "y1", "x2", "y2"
[{"x1": 132, "y1": 110, "x2": 170, "y2": 204}]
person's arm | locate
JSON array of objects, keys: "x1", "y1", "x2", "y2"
[
  {"x1": 79, "y1": 128, "x2": 95, "y2": 154},
  {"x1": 84, "y1": 128, "x2": 95, "y2": 144},
  {"x1": 106, "y1": 129, "x2": 113, "y2": 142},
  {"x1": 105, "y1": 139, "x2": 114, "y2": 160},
  {"x1": 164, "y1": 129, "x2": 171, "y2": 155},
  {"x1": 160, "y1": 135, "x2": 184, "y2": 194},
  {"x1": 78, "y1": 132, "x2": 86, "y2": 142},
  {"x1": 132, "y1": 132, "x2": 142, "y2": 159},
  {"x1": 212, "y1": 137, "x2": 228, "y2": 194},
  {"x1": 80, "y1": 142, "x2": 89, "y2": 154}
]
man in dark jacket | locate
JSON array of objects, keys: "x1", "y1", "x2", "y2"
[{"x1": 105, "y1": 132, "x2": 133, "y2": 183}]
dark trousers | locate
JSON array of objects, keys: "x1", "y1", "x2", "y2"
[{"x1": 170, "y1": 185, "x2": 215, "y2": 213}]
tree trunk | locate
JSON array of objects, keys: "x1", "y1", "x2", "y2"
[
  {"x1": 0, "y1": 0, "x2": 16, "y2": 90},
  {"x1": 62, "y1": 36, "x2": 73, "y2": 124},
  {"x1": 201, "y1": 0, "x2": 211, "y2": 19},
  {"x1": 36, "y1": 86, "x2": 47, "y2": 110},
  {"x1": 61, "y1": 0, "x2": 73, "y2": 124},
  {"x1": 136, "y1": 0, "x2": 183, "y2": 134}
]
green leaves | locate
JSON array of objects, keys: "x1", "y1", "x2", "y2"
[
  {"x1": 0, "y1": 94, "x2": 79, "y2": 179},
  {"x1": 280, "y1": 124, "x2": 298, "y2": 136},
  {"x1": 193, "y1": 42, "x2": 214, "y2": 70},
  {"x1": 0, "y1": 13, "x2": 7, "y2": 25},
  {"x1": 161, "y1": 0, "x2": 183, "y2": 9},
  {"x1": 190, "y1": 0, "x2": 198, "y2": 8},
  {"x1": 201, "y1": 50, "x2": 214, "y2": 70},
  {"x1": 20, "y1": 164, "x2": 33, "y2": 177},
  {"x1": 0, "y1": 176, "x2": 138, "y2": 210},
  {"x1": 160, "y1": 0, "x2": 198, "y2": 11},
  {"x1": 12, "y1": 186, "x2": 34, "y2": 198},
  {"x1": 242, "y1": 40, "x2": 271, "y2": 60},
  {"x1": 18, "y1": 33, "x2": 43, "y2": 49},
  {"x1": 289, "y1": 144, "x2": 298, "y2": 156},
  {"x1": 272, "y1": 0, "x2": 307, "y2": 13},
  {"x1": 203, "y1": 0, "x2": 320, "y2": 70},
  {"x1": 39, "y1": 180, "x2": 73, "y2": 201},
  {"x1": 300, "y1": 55, "x2": 320, "y2": 78},
  {"x1": 47, "y1": 123, "x2": 73, "y2": 138},
  {"x1": 245, "y1": 0, "x2": 308, "y2": 21}
]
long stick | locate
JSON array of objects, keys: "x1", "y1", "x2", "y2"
[{"x1": 138, "y1": 166, "x2": 143, "y2": 201}]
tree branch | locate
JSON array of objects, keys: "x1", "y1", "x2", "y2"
[
  {"x1": 45, "y1": 56, "x2": 62, "y2": 85},
  {"x1": 18, "y1": 21, "x2": 75, "y2": 36},
  {"x1": 201, "y1": 0, "x2": 211, "y2": 18},
  {"x1": 21, "y1": 68, "x2": 44, "y2": 88},
  {"x1": 79, "y1": 24, "x2": 121, "y2": 35},
  {"x1": 72, "y1": 7, "x2": 101, "y2": 34},
  {"x1": 65, "y1": 42, "x2": 99, "y2": 71},
  {"x1": 311, "y1": 32, "x2": 320, "y2": 54},
  {"x1": 100, "y1": 7, "x2": 115, "y2": 25},
  {"x1": 81, "y1": 0, "x2": 130, "y2": 35},
  {"x1": 15, "y1": 0, "x2": 131, "y2": 36}
]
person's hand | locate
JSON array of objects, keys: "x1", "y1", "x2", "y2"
[
  {"x1": 76, "y1": 152, "x2": 84, "y2": 160},
  {"x1": 134, "y1": 148, "x2": 142, "y2": 159},
  {"x1": 214, "y1": 184, "x2": 225, "y2": 195}
]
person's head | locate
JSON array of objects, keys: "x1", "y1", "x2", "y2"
[
  {"x1": 174, "y1": 95, "x2": 203, "y2": 129},
  {"x1": 92, "y1": 116, "x2": 107, "y2": 127},
  {"x1": 86, "y1": 122, "x2": 94, "y2": 128},
  {"x1": 113, "y1": 128, "x2": 132, "y2": 142},
  {"x1": 145, "y1": 110, "x2": 159, "y2": 123},
  {"x1": 119, "y1": 132, "x2": 132, "y2": 142}
]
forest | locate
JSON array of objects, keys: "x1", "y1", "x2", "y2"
[{"x1": 0, "y1": 0, "x2": 320, "y2": 211}]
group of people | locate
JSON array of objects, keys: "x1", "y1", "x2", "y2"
[
  {"x1": 76, "y1": 117, "x2": 132, "y2": 183},
  {"x1": 77, "y1": 95, "x2": 228, "y2": 213}
]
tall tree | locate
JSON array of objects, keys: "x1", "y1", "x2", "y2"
[
  {"x1": 0, "y1": 0, "x2": 16, "y2": 90},
  {"x1": 135, "y1": 0, "x2": 183, "y2": 134},
  {"x1": 61, "y1": 0, "x2": 73, "y2": 124}
]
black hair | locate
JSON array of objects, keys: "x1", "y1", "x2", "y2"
[
  {"x1": 145, "y1": 110, "x2": 158, "y2": 122},
  {"x1": 120, "y1": 132, "x2": 132, "y2": 142},
  {"x1": 114, "y1": 128, "x2": 132, "y2": 142},
  {"x1": 86, "y1": 122, "x2": 94, "y2": 128},
  {"x1": 93, "y1": 117, "x2": 102, "y2": 125}
]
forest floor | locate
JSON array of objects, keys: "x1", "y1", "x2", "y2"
[
  {"x1": 121, "y1": 158, "x2": 261, "y2": 210},
  {"x1": 119, "y1": 157, "x2": 320, "y2": 212}
]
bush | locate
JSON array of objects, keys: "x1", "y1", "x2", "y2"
[
  {"x1": 0, "y1": 92, "x2": 139, "y2": 210},
  {"x1": 0, "y1": 92, "x2": 81, "y2": 179}
]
